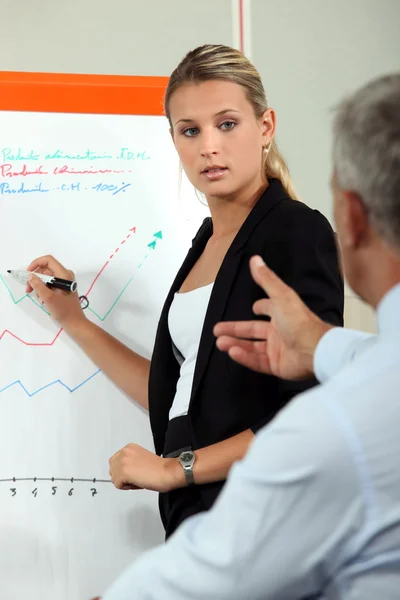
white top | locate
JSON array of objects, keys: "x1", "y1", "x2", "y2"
[
  {"x1": 103, "y1": 284, "x2": 400, "y2": 600},
  {"x1": 167, "y1": 282, "x2": 214, "y2": 421}
]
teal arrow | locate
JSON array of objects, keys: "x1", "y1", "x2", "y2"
[{"x1": 148, "y1": 231, "x2": 163, "y2": 249}]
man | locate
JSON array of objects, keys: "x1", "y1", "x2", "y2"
[{"x1": 100, "y1": 73, "x2": 400, "y2": 599}]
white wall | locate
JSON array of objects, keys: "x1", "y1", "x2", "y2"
[
  {"x1": 251, "y1": 0, "x2": 400, "y2": 220},
  {"x1": 0, "y1": 0, "x2": 234, "y2": 75}
]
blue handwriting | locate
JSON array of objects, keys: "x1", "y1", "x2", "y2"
[{"x1": 0, "y1": 182, "x2": 49, "y2": 195}]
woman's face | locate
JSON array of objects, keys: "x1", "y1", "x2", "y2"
[{"x1": 169, "y1": 80, "x2": 275, "y2": 201}]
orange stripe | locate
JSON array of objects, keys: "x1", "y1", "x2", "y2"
[{"x1": 0, "y1": 72, "x2": 169, "y2": 116}]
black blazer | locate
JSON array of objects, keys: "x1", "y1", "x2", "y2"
[{"x1": 149, "y1": 179, "x2": 344, "y2": 460}]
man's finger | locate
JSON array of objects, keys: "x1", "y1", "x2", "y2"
[
  {"x1": 228, "y1": 347, "x2": 272, "y2": 375},
  {"x1": 216, "y1": 336, "x2": 266, "y2": 355},
  {"x1": 214, "y1": 319, "x2": 269, "y2": 340},
  {"x1": 249, "y1": 256, "x2": 291, "y2": 299},
  {"x1": 217, "y1": 336, "x2": 256, "y2": 353},
  {"x1": 252, "y1": 298, "x2": 273, "y2": 317}
]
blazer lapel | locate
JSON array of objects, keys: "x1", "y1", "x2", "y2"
[
  {"x1": 189, "y1": 179, "x2": 287, "y2": 409},
  {"x1": 159, "y1": 218, "x2": 213, "y2": 317}
]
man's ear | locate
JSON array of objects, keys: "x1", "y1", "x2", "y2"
[{"x1": 341, "y1": 190, "x2": 370, "y2": 249}]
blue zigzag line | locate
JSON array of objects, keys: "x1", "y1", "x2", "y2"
[{"x1": 0, "y1": 369, "x2": 102, "y2": 397}]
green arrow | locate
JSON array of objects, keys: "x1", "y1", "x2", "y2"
[
  {"x1": 154, "y1": 231, "x2": 163, "y2": 239},
  {"x1": 148, "y1": 240, "x2": 157, "y2": 250}
]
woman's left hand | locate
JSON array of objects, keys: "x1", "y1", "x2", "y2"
[{"x1": 109, "y1": 443, "x2": 183, "y2": 493}]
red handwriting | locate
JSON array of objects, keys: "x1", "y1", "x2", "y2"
[
  {"x1": 0, "y1": 164, "x2": 48, "y2": 177},
  {"x1": 53, "y1": 165, "x2": 125, "y2": 175},
  {"x1": 0, "y1": 163, "x2": 128, "y2": 177}
]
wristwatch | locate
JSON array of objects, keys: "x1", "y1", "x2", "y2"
[{"x1": 178, "y1": 450, "x2": 196, "y2": 486}]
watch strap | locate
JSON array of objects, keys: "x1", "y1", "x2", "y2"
[{"x1": 183, "y1": 464, "x2": 195, "y2": 486}]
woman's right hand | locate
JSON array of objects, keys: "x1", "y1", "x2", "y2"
[{"x1": 26, "y1": 255, "x2": 87, "y2": 331}]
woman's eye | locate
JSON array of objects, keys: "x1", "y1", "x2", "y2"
[
  {"x1": 220, "y1": 121, "x2": 236, "y2": 131},
  {"x1": 182, "y1": 127, "x2": 199, "y2": 137}
]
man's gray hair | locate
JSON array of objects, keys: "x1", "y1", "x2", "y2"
[{"x1": 332, "y1": 73, "x2": 400, "y2": 247}]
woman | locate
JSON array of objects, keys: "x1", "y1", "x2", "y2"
[{"x1": 27, "y1": 44, "x2": 344, "y2": 539}]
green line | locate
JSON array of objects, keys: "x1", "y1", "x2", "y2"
[
  {"x1": 0, "y1": 275, "x2": 50, "y2": 315},
  {"x1": 87, "y1": 275, "x2": 135, "y2": 321},
  {"x1": 27, "y1": 294, "x2": 51, "y2": 315},
  {"x1": 1, "y1": 274, "x2": 27, "y2": 305},
  {"x1": 2, "y1": 235, "x2": 161, "y2": 322}
]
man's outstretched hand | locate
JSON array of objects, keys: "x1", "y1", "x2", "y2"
[{"x1": 214, "y1": 256, "x2": 333, "y2": 380}]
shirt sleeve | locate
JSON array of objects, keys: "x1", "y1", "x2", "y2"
[
  {"x1": 314, "y1": 327, "x2": 376, "y2": 383},
  {"x1": 101, "y1": 390, "x2": 361, "y2": 600}
]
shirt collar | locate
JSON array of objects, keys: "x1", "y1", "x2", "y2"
[{"x1": 377, "y1": 283, "x2": 400, "y2": 335}]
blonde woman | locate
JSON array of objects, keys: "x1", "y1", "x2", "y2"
[{"x1": 27, "y1": 44, "x2": 344, "y2": 539}]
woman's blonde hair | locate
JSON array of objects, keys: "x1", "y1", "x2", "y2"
[{"x1": 164, "y1": 44, "x2": 298, "y2": 200}]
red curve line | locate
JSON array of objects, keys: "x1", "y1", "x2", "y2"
[
  {"x1": 84, "y1": 260, "x2": 109, "y2": 296},
  {"x1": 1, "y1": 227, "x2": 136, "y2": 346}
]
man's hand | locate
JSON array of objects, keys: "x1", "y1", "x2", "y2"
[
  {"x1": 214, "y1": 256, "x2": 333, "y2": 380},
  {"x1": 109, "y1": 443, "x2": 184, "y2": 494}
]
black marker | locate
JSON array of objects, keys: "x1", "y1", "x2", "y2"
[{"x1": 7, "y1": 269, "x2": 78, "y2": 293}]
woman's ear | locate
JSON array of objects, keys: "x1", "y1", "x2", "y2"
[
  {"x1": 169, "y1": 127, "x2": 175, "y2": 146},
  {"x1": 261, "y1": 108, "x2": 276, "y2": 147}
]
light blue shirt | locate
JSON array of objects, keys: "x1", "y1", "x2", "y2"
[{"x1": 103, "y1": 284, "x2": 400, "y2": 600}]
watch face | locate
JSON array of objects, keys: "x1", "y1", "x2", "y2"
[{"x1": 180, "y1": 451, "x2": 193, "y2": 463}]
